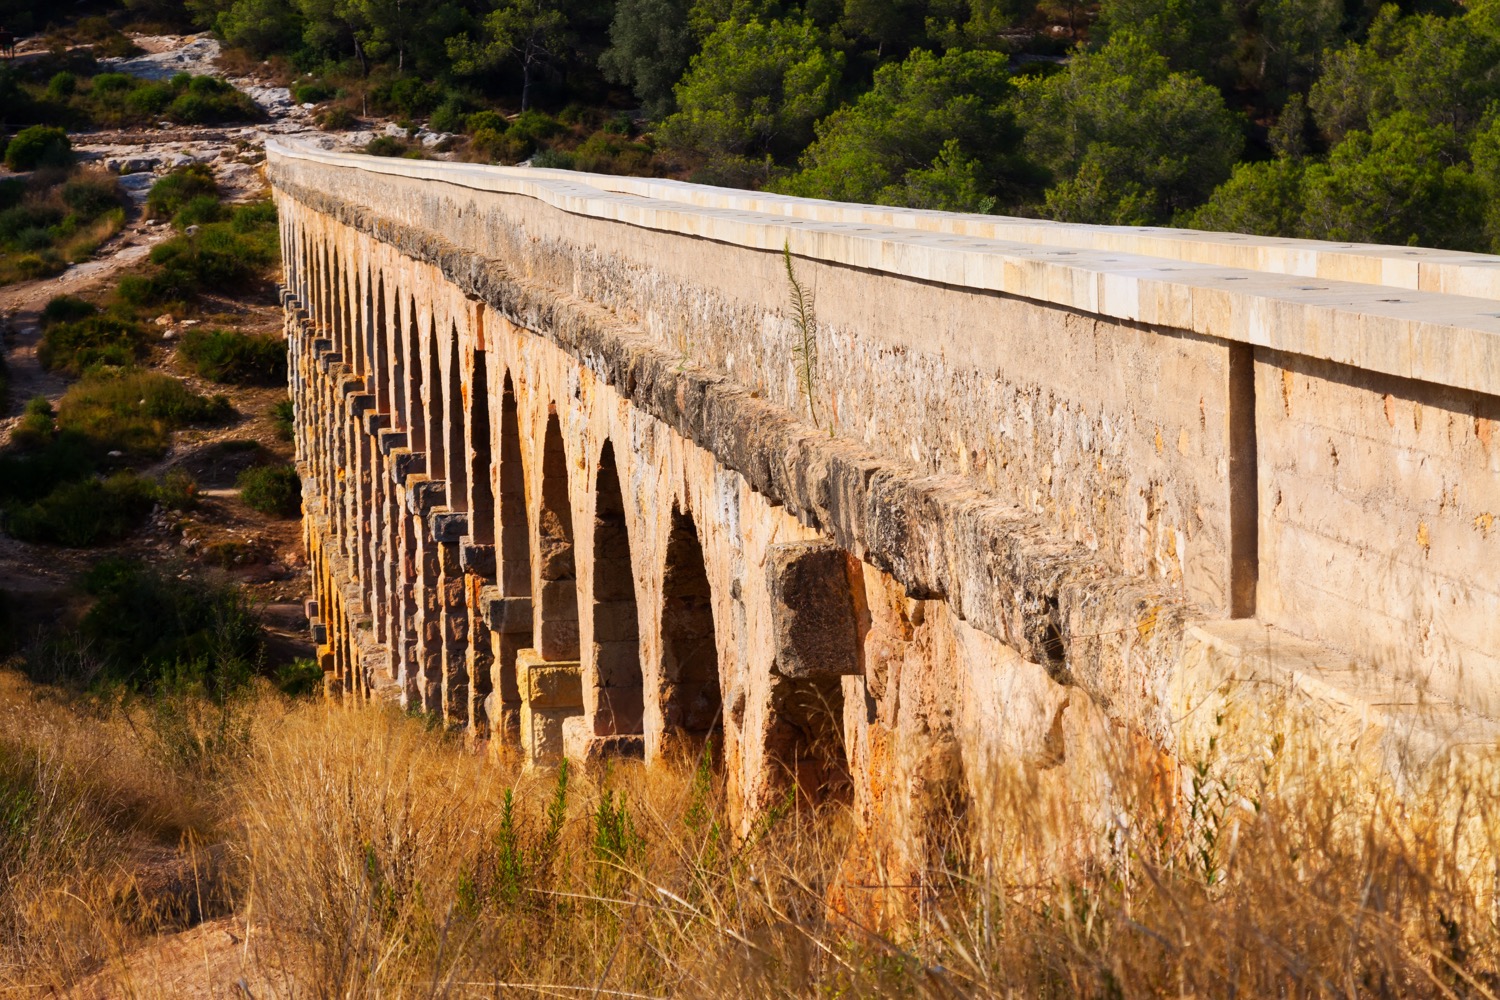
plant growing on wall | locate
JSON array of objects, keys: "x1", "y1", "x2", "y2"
[{"x1": 782, "y1": 240, "x2": 821, "y2": 429}]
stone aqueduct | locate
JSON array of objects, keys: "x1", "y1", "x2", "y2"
[{"x1": 270, "y1": 137, "x2": 1500, "y2": 887}]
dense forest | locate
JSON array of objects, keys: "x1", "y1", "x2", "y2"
[{"x1": 7, "y1": 0, "x2": 1500, "y2": 250}]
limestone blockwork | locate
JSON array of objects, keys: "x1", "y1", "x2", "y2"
[{"x1": 271, "y1": 138, "x2": 1500, "y2": 898}]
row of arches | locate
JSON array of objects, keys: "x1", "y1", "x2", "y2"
[{"x1": 281, "y1": 204, "x2": 852, "y2": 808}]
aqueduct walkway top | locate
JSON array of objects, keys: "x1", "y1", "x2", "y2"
[{"x1": 269, "y1": 136, "x2": 1500, "y2": 898}]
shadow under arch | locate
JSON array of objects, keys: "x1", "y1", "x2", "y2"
[
  {"x1": 659, "y1": 505, "x2": 721, "y2": 761},
  {"x1": 590, "y1": 440, "x2": 643, "y2": 736}
]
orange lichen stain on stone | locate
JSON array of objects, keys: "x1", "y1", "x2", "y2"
[
  {"x1": 1281, "y1": 369, "x2": 1294, "y2": 414},
  {"x1": 1476, "y1": 512, "x2": 1495, "y2": 538},
  {"x1": 1154, "y1": 427, "x2": 1164, "y2": 455},
  {"x1": 1417, "y1": 521, "x2": 1431, "y2": 552},
  {"x1": 1413, "y1": 402, "x2": 1424, "y2": 433},
  {"x1": 1177, "y1": 427, "x2": 1190, "y2": 456},
  {"x1": 1384, "y1": 393, "x2": 1396, "y2": 428},
  {"x1": 1477, "y1": 416, "x2": 1494, "y2": 450}
]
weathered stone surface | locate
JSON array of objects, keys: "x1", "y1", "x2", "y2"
[
  {"x1": 766, "y1": 541, "x2": 859, "y2": 679},
  {"x1": 273, "y1": 139, "x2": 1500, "y2": 921}
]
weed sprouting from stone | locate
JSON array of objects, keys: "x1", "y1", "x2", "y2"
[{"x1": 783, "y1": 240, "x2": 821, "y2": 430}]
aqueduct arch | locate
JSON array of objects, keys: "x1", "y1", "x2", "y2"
[{"x1": 274, "y1": 137, "x2": 1500, "y2": 890}]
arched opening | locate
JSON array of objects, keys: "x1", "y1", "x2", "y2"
[
  {"x1": 446, "y1": 329, "x2": 468, "y2": 510},
  {"x1": 591, "y1": 441, "x2": 642, "y2": 736},
  {"x1": 425, "y1": 319, "x2": 445, "y2": 482},
  {"x1": 536, "y1": 410, "x2": 578, "y2": 661},
  {"x1": 498, "y1": 373, "x2": 530, "y2": 596},
  {"x1": 469, "y1": 350, "x2": 494, "y2": 545},
  {"x1": 404, "y1": 297, "x2": 423, "y2": 453},
  {"x1": 660, "y1": 506, "x2": 721, "y2": 757}
]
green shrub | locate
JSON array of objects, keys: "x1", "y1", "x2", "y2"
[
  {"x1": 275, "y1": 658, "x2": 324, "y2": 697},
  {"x1": 37, "y1": 314, "x2": 149, "y2": 374},
  {"x1": 429, "y1": 96, "x2": 471, "y2": 133},
  {"x1": 292, "y1": 80, "x2": 334, "y2": 104},
  {"x1": 154, "y1": 468, "x2": 199, "y2": 511},
  {"x1": 0, "y1": 179, "x2": 24, "y2": 212},
  {"x1": 531, "y1": 148, "x2": 575, "y2": 169},
  {"x1": 4, "y1": 126, "x2": 72, "y2": 171},
  {"x1": 57, "y1": 369, "x2": 232, "y2": 457},
  {"x1": 271, "y1": 399, "x2": 294, "y2": 440},
  {"x1": 173, "y1": 194, "x2": 227, "y2": 229},
  {"x1": 465, "y1": 110, "x2": 507, "y2": 134},
  {"x1": 231, "y1": 200, "x2": 277, "y2": 231},
  {"x1": 5, "y1": 472, "x2": 155, "y2": 546},
  {"x1": 147, "y1": 164, "x2": 218, "y2": 221},
  {"x1": 317, "y1": 106, "x2": 358, "y2": 130},
  {"x1": 237, "y1": 464, "x2": 301, "y2": 518},
  {"x1": 124, "y1": 82, "x2": 174, "y2": 118},
  {"x1": 365, "y1": 135, "x2": 406, "y2": 157},
  {"x1": 178, "y1": 328, "x2": 287, "y2": 384},
  {"x1": 10, "y1": 397, "x2": 55, "y2": 450},
  {"x1": 77, "y1": 557, "x2": 264, "y2": 694},
  {"x1": 508, "y1": 110, "x2": 563, "y2": 145},
  {"x1": 91, "y1": 72, "x2": 135, "y2": 94},
  {"x1": 59, "y1": 172, "x2": 123, "y2": 217},
  {"x1": 39, "y1": 294, "x2": 97, "y2": 327},
  {"x1": 46, "y1": 72, "x2": 77, "y2": 100}
]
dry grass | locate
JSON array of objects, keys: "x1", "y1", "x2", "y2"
[{"x1": 0, "y1": 669, "x2": 1494, "y2": 997}]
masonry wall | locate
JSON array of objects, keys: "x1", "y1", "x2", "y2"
[{"x1": 269, "y1": 140, "x2": 1500, "y2": 905}]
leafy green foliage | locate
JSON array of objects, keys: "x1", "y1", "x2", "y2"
[
  {"x1": 76, "y1": 557, "x2": 265, "y2": 695},
  {"x1": 4, "y1": 473, "x2": 157, "y2": 547},
  {"x1": 0, "y1": 169, "x2": 124, "y2": 285},
  {"x1": 147, "y1": 164, "x2": 220, "y2": 222},
  {"x1": 661, "y1": 18, "x2": 843, "y2": 182},
  {"x1": 3, "y1": 127, "x2": 72, "y2": 172},
  {"x1": 1018, "y1": 32, "x2": 1243, "y2": 224},
  {"x1": 775, "y1": 48, "x2": 1027, "y2": 212},
  {"x1": 179, "y1": 328, "x2": 289, "y2": 384},
  {"x1": 237, "y1": 464, "x2": 302, "y2": 518},
  {"x1": 38, "y1": 313, "x2": 150, "y2": 375},
  {"x1": 601, "y1": 0, "x2": 695, "y2": 117}
]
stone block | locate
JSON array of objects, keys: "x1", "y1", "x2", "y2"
[
  {"x1": 408, "y1": 479, "x2": 447, "y2": 517},
  {"x1": 539, "y1": 619, "x2": 580, "y2": 660},
  {"x1": 766, "y1": 540, "x2": 859, "y2": 678},
  {"x1": 519, "y1": 649, "x2": 583, "y2": 709},
  {"x1": 392, "y1": 450, "x2": 426, "y2": 480},
  {"x1": 594, "y1": 683, "x2": 645, "y2": 735},
  {"x1": 479, "y1": 588, "x2": 534, "y2": 634},
  {"x1": 377, "y1": 429, "x2": 408, "y2": 455},
  {"x1": 429, "y1": 508, "x2": 469, "y2": 542},
  {"x1": 539, "y1": 579, "x2": 578, "y2": 620},
  {"x1": 594, "y1": 641, "x2": 642, "y2": 687},
  {"x1": 592, "y1": 603, "x2": 639, "y2": 642},
  {"x1": 311, "y1": 621, "x2": 328, "y2": 644},
  {"x1": 304, "y1": 599, "x2": 320, "y2": 619},
  {"x1": 460, "y1": 542, "x2": 496, "y2": 578}
]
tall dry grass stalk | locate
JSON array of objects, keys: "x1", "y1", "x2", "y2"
[{"x1": 0, "y1": 667, "x2": 1494, "y2": 997}]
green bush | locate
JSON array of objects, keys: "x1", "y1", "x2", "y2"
[
  {"x1": 57, "y1": 369, "x2": 232, "y2": 457},
  {"x1": 40, "y1": 294, "x2": 98, "y2": 327},
  {"x1": 46, "y1": 72, "x2": 77, "y2": 100},
  {"x1": 5, "y1": 472, "x2": 155, "y2": 546},
  {"x1": 173, "y1": 194, "x2": 227, "y2": 229},
  {"x1": 270, "y1": 398, "x2": 295, "y2": 441},
  {"x1": 237, "y1": 464, "x2": 301, "y2": 518},
  {"x1": 4, "y1": 126, "x2": 72, "y2": 171},
  {"x1": 37, "y1": 314, "x2": 149, "y2": 374},
  {"x1": 317, "y1": 107, "x2": 358, "y2": 130},
  {"x1": 154, "y1": 468, "x2": 199, "y2": 511},
  {"x1": 292, "y1": 80, "x2": 335, "y2": 104},
  {"x1": 10, "y1": 397, "x2": 55, "y2": 450},
  {"x1": 275, "y1": 658, "x2": 324, "y2": 697},
  {"x1": 429, "y1": 96, "x2": 471, "y2": 133},
  {"x1": 78, "y1": 557, "x2": 265, "y2": 694},
  {"x1": 60, "y1": 173, "x2": 123, "y2": 217},
  {"x1": 178, "y1": 328, "x2": 287, "y2": 384},
  {"x1": 147, "y1": 164, "x2": 218, "y2": 221},
  {"x1": 465, "y1": 110, "x2": 507, "y2": 134},
  {"x1": 366, "y1": 135, "x2": 406, "y2": 157}
]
